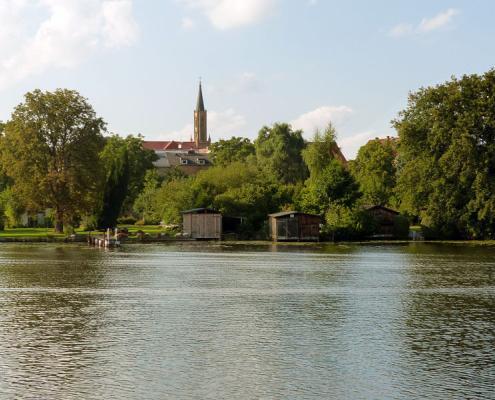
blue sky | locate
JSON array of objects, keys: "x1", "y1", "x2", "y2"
[{"x1": 0, "y1": 0, "x2": 493, "y2": 158}]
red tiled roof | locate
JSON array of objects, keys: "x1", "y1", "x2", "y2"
[
  {"x1": 143, "y1": 141, "x2": 171, "y2": 151},
  {"x1": 143, "y1": 141, "x2": 208, "y2": 151}
]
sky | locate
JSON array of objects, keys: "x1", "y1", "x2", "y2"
[{"x1": 0, "y1": 0, "x2": 494, "y2": 158}]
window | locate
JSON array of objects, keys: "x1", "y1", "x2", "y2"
[
  {"x1": 180, "y1": 159, "x2": 189, "y2": 165},
  {"x1": 197, "y1": 159, "x2": 206, "y2": 165}
]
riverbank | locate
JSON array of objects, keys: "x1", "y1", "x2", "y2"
[{"x1": 0, "y1": 229, "x2": 494, "y2": 247}]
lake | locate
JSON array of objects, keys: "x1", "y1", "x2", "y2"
[{"x1": 0, "y1": 242, "x2": 493, "y2": 399}]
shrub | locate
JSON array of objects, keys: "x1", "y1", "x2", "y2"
[{"x1": 117, "y1": 215, "x2": 137, "y2": 225}]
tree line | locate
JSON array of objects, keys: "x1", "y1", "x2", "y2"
[{"x1": 1, "y1": 69, "x2": 494, "y2": 239}]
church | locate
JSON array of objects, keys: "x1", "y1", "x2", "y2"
[{"x1": 143, "y1": 82, "x2": 212, "y2": 175}]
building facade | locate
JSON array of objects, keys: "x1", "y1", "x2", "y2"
[{"x1": 143, "y1": 82, "x2": 212, "y2": 175}]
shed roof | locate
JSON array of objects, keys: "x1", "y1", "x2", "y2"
[
  {"x1": 268, "y1": 211, "x2": 321, "y2": 218},
  {"x1": 363, "y1": 205, "x2": 400, "y2": 215},
  {"x1": 181, "y1": 208, "x2": 220, "y2": 214}
]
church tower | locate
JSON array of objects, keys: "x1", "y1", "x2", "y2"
[{"x1": 194, "y1": 81, "x2": 209, "y2": 148}]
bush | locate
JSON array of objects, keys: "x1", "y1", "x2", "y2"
[
  {"x1": 79, "y1": 215, "x2": 97, "y2": 231},
  {"x1": 323, "y1": 204, "x2": 375, "y2": 241},
  {"x1": 117, "y1": 215, "x2": 137, "y2": 225}
]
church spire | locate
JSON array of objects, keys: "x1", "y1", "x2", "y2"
[
  {"x1": 194, "y1": 79, "x2": 207, "y2": 147},
  {"x1": 196, "y1": 81, "x2": 205, "y2": 112}
]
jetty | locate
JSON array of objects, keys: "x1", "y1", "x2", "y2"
[{"x1": 87, "y1": 228, "x2": 121, "y2": 248}]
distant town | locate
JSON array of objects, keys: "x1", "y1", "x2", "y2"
[{"x1": 0, "y1": 69, "x2": 494, "y2": 242}]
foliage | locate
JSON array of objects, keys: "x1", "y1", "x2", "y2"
[
  {"x1": 300, "y1": 160, "x2": 361, "y2": 215},
  {"x1": 133, "y1": 169, "x2": 165, "y2": 224},
  {"x1": 96, "y1": 146, "x2": 130, "y2": 229},
  {"x1": 209, "y1": 137, "x2": 255, "y2": 166},
  {"x1": 0, "y1": 89, "x2": 105, "y2": 232},
  {"x1": 0, "y1": 188, "x2": 24, "y2": 228},
  {"x1": 301, "y1": 123, "x2": 338, "y2": 176},
  {"x1": 394, "y1": 70, "x2": 495, "y2": 239},
  {"x1": 323, "y1": 204, "x2": 375, "y2": 241},
  {"x1": 351, "y1": 138, "x2": 397, "y2": 206},
  {"x1": 254, "y1": 123, "x2": 308, "y2": 184},
  {"x1": 100, "y1": 134, "x2": 157, "y2": 213}
]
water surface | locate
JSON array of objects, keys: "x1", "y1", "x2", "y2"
[{"x1": 0, "y1": 242, "x2": 493, "y2": 399}]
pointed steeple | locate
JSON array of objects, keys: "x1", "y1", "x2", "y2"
[{"x1": 196, "y1": 81, "x2": 205, "y2": 112}]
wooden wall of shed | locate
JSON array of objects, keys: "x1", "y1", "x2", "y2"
[
  {"x1": 269, "y1": 214, "x2": 320, "y2": 241},
  {"x1": 183, "y1": 213, "x2": 222, "y2": 239}
]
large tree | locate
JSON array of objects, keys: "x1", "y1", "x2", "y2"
[
  {"x1": 100, "y1": 134, "x2": 157, "y2": 214},
  {"x1": 350, "y1": 138, "x2": 397, "y2": 206},
  {"x1": 0, "y1": 89, "x2": 105, "y2": 232},
  {"x1": 394, "y1": 70, "x2": 495, "y2": 239},
  {"x1": 254, "y1": 123, "x2": 308, "y2": 184},
  {"x1": 209, "y1": 137, "x2": 255, "y2": 166},
  {"x1": 96, "y1": 145, "x2": 130, "y2": 229}
]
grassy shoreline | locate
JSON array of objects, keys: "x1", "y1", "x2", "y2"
[{"x1": 0, "y1": 228, "x2": 494, "y2": 247}]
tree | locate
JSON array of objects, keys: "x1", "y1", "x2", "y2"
[
  {"x1": 302, "y1": 123, "x2": 338, "y2": 176},
  {"x1": 209, "y1": 137, "x2": 255, "y2": 166},
  {"x1": 99, "y1": 134, "x2": 157, "y2": 214},
  {"x1": 254, "y1": 123, "x2": 308, "y2": 183},
  {"x1": 300, "y1": 160, "x2": 361, "y2": 215},
  {"x1": 0, "y1": 89, "x2": 105, "y2": 232},
  {"x1": 96, "y1": 146, "x2": 130, "y2": 229},
  {"x1": 350, "y1": 138, "x2": 397, "y2": 206},
  {"x1": 394, "y1": 70, "x2": 495, "y2": 239},
  {"x1": 133, "y1": 169, "x2": 164, "y2": 223}
]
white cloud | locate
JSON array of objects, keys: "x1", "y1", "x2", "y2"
[
  {"x1": 290, "y1": 106, "x2": 353, "y2": 137},
  {"x1": 178, "y1": 0, "x2": 277, "y2": 30},
  {"x1": 390, "y1": 8, "x2": 460, "y2": 37},
  {"x1": 418, "y1": 8, "x2": 459, "y2": 33},
  {"x1": 181, "y1": 17, "x2": 196, "y2": 30},
  {"x1": 339, "y1": 131, "x2": 380, "y2": 160},
  {"x1": 0, "y1": 0, "x2": 139, "y2": 90}
]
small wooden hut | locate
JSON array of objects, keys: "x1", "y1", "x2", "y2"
[
  {"x1": 182, "y1": 208, "x2": 222, "y2": 239},
  {"x1": 268, "y1": 211, "x2": 321, "y2": 242},
  {"x1": 364, "y1": 205, "x2": 400, "y2": 236}
]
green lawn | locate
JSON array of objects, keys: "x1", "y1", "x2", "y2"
[{"x1": 0, "y1": 228, "x2": 67, "y2": 238}]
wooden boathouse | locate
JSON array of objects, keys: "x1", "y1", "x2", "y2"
[
  {"x1": 182, "y1": 208, "x2": 222, "y2": 239},
  {"x1": 268, "y1": 211, "x2": 321, "y2": 242}
]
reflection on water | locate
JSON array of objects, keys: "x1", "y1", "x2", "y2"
[{"x1": 0, "y1": 243, "x2": 493, "y2": 399}]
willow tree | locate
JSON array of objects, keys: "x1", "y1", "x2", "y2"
[{"x1": 0, "y1": 89, "x2": 105, "y2": 232}]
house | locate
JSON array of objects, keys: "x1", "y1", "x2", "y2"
[
  {"x1": 268, "y1": 211, "x2": 321, "y2": 242},
  {"x1": 143, "y1": 81, "x2": 212, "y2": 176},
  {"x1": 363, "y1": 205, "x2": 400, "y2": 237},
  {"x1": 182, "y1": 208, "x2": 222, "y2": 240}
]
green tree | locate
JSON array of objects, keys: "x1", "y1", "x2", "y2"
[
  {"x1": 133, "y1": 169, "x2": 164, "y2": 223},
  {"x1": 100, "y1": 134, "x2": 157, "y2": 214},
  {"x1": 0, "y1": 89, "x2": 105, "y2": 232},
  {"x1": 350, "y1": 138, "x2": 397, "y2": 206},
  {"x1": 302, "y1": 123, "x2": 338, "y2": 176},
  {"x1": 96, "y1": 146, "x2": 130, "y2": 229},
  {"x1": 209, "y1": 137, "x2": 255, "y2": 166},
  {"x1": 300, "y1": 160, "x2": 360, "y2": 215},
  {"x1": 254, "y1": 123, "x2": 308, "y2": 183},
  {"x1": 394, "y1": 70, "x2": 495, "y2": 239}
]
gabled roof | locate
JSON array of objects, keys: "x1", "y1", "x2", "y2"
[
  {"x1": 268, "y1": 211, "x2": 321, "y2": 218},
  {"x1": 181, "y1": 208, "x2": 219, "y2": 214},
  {"x1": 143, "y1": 141, "x2": 209, "y2": 151},
  {"x1": 143, "y1": 141, "x2": 171, "y2": 151},
  {"x1": 363, "y1": 205, "x2": 400, "y2": 215}
]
